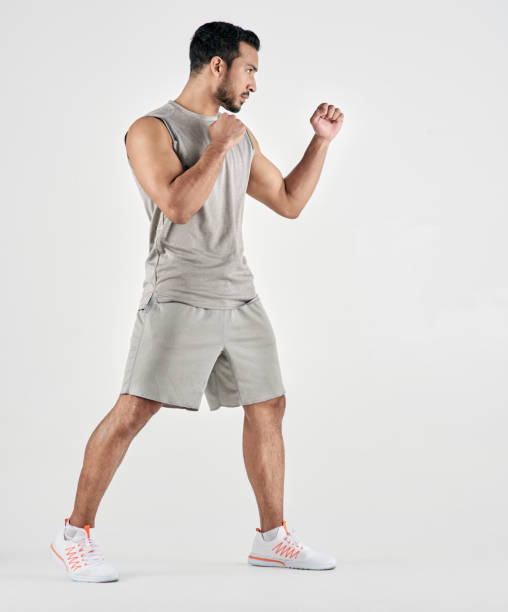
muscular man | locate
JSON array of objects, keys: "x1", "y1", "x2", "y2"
[{"x1": 51, "y1": 21, "x2": 344, "y2": 582}]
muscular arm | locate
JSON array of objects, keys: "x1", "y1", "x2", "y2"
[
  {"x1": 246, "y1": 127, "x2": 330, "y2": 219},
  {"x1": 125, "y1": 117, "x2": 227, "y2": 224}
]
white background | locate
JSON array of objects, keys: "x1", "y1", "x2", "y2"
[{"x1": 2, "y1": 1, "x2": 507, "y2": 610}]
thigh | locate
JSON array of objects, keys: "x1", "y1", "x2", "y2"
[
  {"x1": 120, "y1": 297, "x2": 224, "y2": 410},
  {"x1": 205, "y1": 297, "x2": 286, "y2": 410}
]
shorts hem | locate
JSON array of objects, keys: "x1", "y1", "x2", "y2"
[
  {"x1": 119, "y1": 391, "x2": 199, "y2": 411},
  {"x1": 208, "y1": 388, "x2": 286, "y2": 411}
]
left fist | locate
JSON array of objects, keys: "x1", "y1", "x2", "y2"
[{"x1": 310, "y1": 103, "x2": 344, "y2": 142}]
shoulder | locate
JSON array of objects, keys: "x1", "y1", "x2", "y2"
[{"x1": 125, "y1": 115, "x2": 174, "y2": 150}]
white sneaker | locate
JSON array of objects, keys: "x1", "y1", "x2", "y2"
[
  {"x1": 248, "y1": 520, "x2": 336, "y2": 570},
  {"x1": 50, "y1": 517, "x2": 119, "y2": 582}
]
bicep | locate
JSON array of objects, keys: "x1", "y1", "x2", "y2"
[{"x1": 125, "y1": 116, "x2": 185, "y2": 221}]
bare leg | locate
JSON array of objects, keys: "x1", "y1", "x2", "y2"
[
  {"x1": 242, "y1": 394, "x2": 286, "y2": 532},
  {"x1": 68, "y1": 394, "x2": 161, "y2": 528}
]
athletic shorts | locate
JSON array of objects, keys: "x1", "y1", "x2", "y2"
[{"x1": 119, "y1": 294, "x2": 286, "y2": 411}]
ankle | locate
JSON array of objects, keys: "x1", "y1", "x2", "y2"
[
  {"x1": 68, "y1": 515, "x2": 95, "y2": 529},
  {"x1": 260, "y1": 521, "x2": 282, "y2": 533}
]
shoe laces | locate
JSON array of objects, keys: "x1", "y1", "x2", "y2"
[
  {"x1": 67, "y1": 531, "x2": 104, "y2": 567},
  {"x1": 284, "y1": 525, "x2": 306, "y2": 549}
]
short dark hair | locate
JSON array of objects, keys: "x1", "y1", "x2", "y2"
[{"x1": 189, "y1": 21, "x2": 260, "y2": 75}]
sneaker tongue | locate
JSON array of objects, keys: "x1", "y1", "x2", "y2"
[{"x1": 66, "y1": 523, "x2": 95, "y2": 541}]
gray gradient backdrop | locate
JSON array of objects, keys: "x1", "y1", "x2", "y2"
[{"x1": 2, "y1": 1, "x2": 507, "y2": 610}]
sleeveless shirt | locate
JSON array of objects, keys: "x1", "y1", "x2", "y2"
[{"x1": 124, "y1": 99, "x2": 258, "y2": 310}]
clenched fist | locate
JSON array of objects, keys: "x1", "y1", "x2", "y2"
[
  {"x1": 310, "y1": 103, "x2": 344, "y2": 142},
  {"x1": 209, "y1": 114, "x2": 246, "y2": 151}
]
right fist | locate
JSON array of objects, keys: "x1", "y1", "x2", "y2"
[{"x1": 208, "y1": 114, "x2": 246, "y2": 151}]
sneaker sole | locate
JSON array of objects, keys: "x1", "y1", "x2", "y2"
[
  {"x1": 247, "y1": 554, "x2": 335, "y2": 570},
  {"x1": 50, "y1": 543, "x2": 119, "y2": 582}
]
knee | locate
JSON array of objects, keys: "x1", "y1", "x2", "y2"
[
  {"x1": 244, "y1": 393, "x2": 285, "y2": 426},
  {"x1": 113, "y1": 394, "x2": 161, "y2": 437},
  {"x1": 272, "y1": 394, "x2": 286, "y2": 421}
]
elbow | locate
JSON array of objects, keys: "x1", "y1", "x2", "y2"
[
  {"x1": 283, "y1": 183, "x2": 299, "y2": 219},
  {"x1": 161, "y1": 195, "x2": 191, "y2": 224},
  {"x1": 284, "y1": 201, "x2": 300, "y2": 219},
  {"x1": 169, "y1": 208, "x2": 191, "y2": 224},
  {"x1": 285, "y1": 208, "x2": 300, "y2": 219}
]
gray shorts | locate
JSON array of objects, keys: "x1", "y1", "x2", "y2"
[{"x1": 119, "y1": 294, "x2": 286, "y2": 411}]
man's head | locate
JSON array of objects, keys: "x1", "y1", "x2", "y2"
[{"x1": 189, "y1": 21, "x2": 260, "y2": 113}]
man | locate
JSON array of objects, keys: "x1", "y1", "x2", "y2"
[{"x1": 51, "y1": 21, "x2": 344, "y2": 582}]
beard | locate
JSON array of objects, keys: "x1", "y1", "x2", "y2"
[{"x1": 215, "y1": 75, "x2": 241, "y2": 113}]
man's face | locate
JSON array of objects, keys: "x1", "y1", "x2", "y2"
[{"x1": 215, "y1": 41, "x2": 258, "y2": 113}]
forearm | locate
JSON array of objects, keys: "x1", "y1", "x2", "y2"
[
  {"x1": 284, "y1": 135, "x2": 330, "y2": 218},
  {"x1": 167, "y1": 143, "x2": 227, "y2": 223}
]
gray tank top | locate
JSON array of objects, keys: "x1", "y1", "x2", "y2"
[{"x1": 124, "y1": 99, "x2": 258, "y2": 309}]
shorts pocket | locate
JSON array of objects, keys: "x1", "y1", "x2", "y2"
[
  {"x1": 138, "y1": 293, "x2": 155, "y2": 313},
  {"x1": 241, "y1": 294, "x2": 260, "y2": 307}
]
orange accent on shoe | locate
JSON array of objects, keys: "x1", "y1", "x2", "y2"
[
  {"x1": 256, "y1": 528, "x2": 261, "y2": 532},
  {"x1": 51, "y1": 543, "x2": 65, "y2": 565},
  {"x1": 248, "y1": 555, "x2": 286, "y2": 566},
  {"x1": 65, "y1": 517, "x2": 69, "y2": 525},
  {"x1": 272, "y1": 541, "x2": 300, "y2": 559},
  {"x1": 282, "y1": 520, "x2": 289, "y2": 535},
  {"x1": 84, "y1": 525, "x2": 91, "y2": 538},
  {"x1": 64, "y1": 544, "x2": 85, "y2": 571}
]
